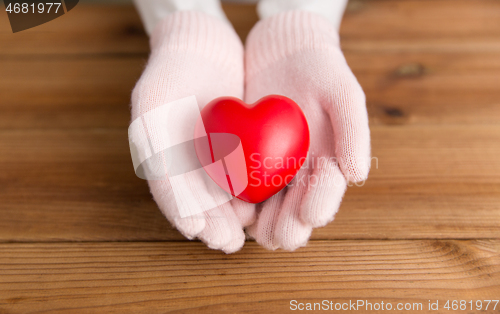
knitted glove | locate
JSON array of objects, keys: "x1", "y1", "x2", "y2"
[
  {"x1": 131, "y1": 11, "x2": 255, "y2": 253},
  {"x1": 245, "y1": 11, "x2": 371, "y2": 250}
]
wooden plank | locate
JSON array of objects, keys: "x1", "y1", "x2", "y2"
[
  {"x1": 0, "y1": 4, "x2": 257, "y2": 56},
  {"x1": 0, "y1": 240, "x2": 499, "y2": 313},
  {"x1": 1, "y1": 2, "x2": 498, "y2": 129},
  {"x1": 0, "y1": 57, "x2": 144, "y2": 129},
  {"x1": 0, "y1": 5, "x2": 150, "y2": 55},
  {"x1": 1, "y1": 51, "x2": 500, "y2": 129},
  {"x1": 0, "y1": 125, "x2": 498, "y2": 242},
  {"x1": 347, "y1": 51, "x2": 500, "y2": 125},
  {"x1": 341, "y1": 0, "x2": 500, "y2": 52},
  {"x1": 223, "y1": 3, "x2": 259, "y2": 43},
  {"x1": 1, "y1": 1, "x2": 500, "y2": 56},
  {"x1": 0, "y1": 129, "x2": 182, "y2": 241}
]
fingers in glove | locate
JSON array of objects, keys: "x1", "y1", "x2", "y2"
[
  {"x1": 325, "y1": 56, "x2": 371, "y2": 183},
  {"x1": 231, "y1": 198, "x2": 257, "y2": 227},
  {"x1": 273, "y1": 167, "x2": 313, "y2": 251},
  {"x1": 219, "y1": 204, "x2": 247, "y2": 254},
  {"x1": 300, "y1": 157, "x2": 346, "y2": 228},
  {"x1": 197, "y1": 180, "x2": 242, "y2": 251},
  {"x1": 246, "y1": 190, "x2": 285, "y2": 250},
  {"x1": 149, "y1": 178, "x2": 206, "y2": 239}
]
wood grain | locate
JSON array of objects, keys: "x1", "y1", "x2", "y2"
[
  {"x1": 0, "y1": 240, "x2": 499, "y2": 313},
  {"x1": 223, "y1": 3, "x2": 259, "y2": 43},
  {"x1": 2, "y1": 51, "x2": 500, "y2": 129},
  {"x1": 0, "y1": 5, "x2": 149, "y2": 55},
  {"x1": 0, "y1": 4, "x2": 258, "y2": 56},
  {"x1": 347, "y1": 51, "x2": 500, "y2": 125},
  {"x1": 0, "y1": 57, "x2": 144, "y2": 129},
  {"x1": 341, "y1": 0, "x2": 500, "y2": 52},
  {"x1": 0, "y1": 125, "x2": 498, "y2": 242},
  {"x1": 2, "y1": 1, "x2": 500, "y2": 56}
]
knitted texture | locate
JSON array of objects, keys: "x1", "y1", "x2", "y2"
[
  {"x1": 245, "y1": 11, "x2": 371, "y2": 250},
  {"x1": 131, "y1": 11, "x2": 255, "y2": 253}
]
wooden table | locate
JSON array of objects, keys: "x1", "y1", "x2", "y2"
[{"x1": 1, "y1": 1, "x2": 499, "y2": 313}]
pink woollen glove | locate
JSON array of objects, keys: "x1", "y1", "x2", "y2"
[
  {"x1": 245, "y1": 11, "x2": 371, "y2": 250},
  {"x1": 131, "y1": 11, "x2": 255, "y2": 253}
]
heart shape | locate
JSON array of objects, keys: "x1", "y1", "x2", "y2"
[{"x1": 194, "y1": 95, "x2": 310, "y2": 203}]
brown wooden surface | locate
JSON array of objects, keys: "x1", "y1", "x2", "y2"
[
  {"x1": 0, "y1": 1, "x2": 499, "y2": 313},
  {"x1": 1, "y1": 241, "x2": 499, "y2": 313}
]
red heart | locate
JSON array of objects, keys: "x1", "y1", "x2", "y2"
[{"x1": 194, "y1": 95, "x2": 310, "y2": 203}]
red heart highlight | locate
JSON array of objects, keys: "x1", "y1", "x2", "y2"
[{"x1": 194, "y1": 95, "x2": 310, "y2": 203}]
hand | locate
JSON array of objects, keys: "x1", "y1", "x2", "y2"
[
  {"x1": 130, "y1": 11, "x2": 255, "y2": 253},
  {"x1": 244, "y1": 11, "x2": 371, "y2": 250}
]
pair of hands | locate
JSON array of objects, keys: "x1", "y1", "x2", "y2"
[{"x1": 131, "y1": 10, "x2": 370, "y2": 253}]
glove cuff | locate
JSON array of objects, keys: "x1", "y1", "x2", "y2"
[
  {"x1": 245, "y1": 10, "x2": 340, "y2": 80},
  {"x1": 150, "y1": 11, "x2": 243, "y2": 70}
]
